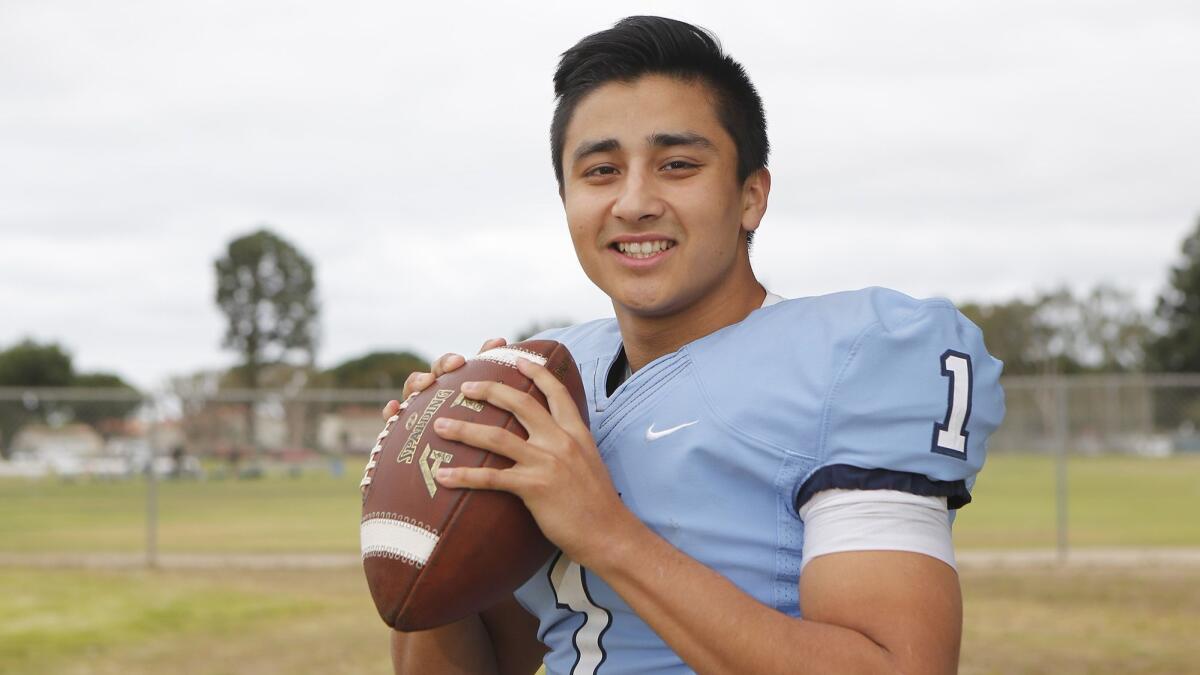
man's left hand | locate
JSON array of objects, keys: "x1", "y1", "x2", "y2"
[{"x1": 431, "y1": 357, "x2": 636, "y2": 568}]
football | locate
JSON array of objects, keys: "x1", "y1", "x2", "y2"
[{"x1": 359, "y1": 339, "x2": 588, "y2": 631}]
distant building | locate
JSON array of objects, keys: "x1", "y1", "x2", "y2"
[
  {"x1": 6, "y1": 423, "x2": 105, "y2": 476},
  {"x1": 319, "y1": 406, "x2": 385, "y2": 455},
  {"x1": 11, "y1": 422, "x2": 104, "y2": 458}
]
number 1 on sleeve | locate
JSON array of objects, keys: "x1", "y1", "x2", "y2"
[{"x1": 932, "y1": 349, "x2": 972, "y2": 459}]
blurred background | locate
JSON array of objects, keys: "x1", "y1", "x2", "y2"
[{"x1": 2, "y1": 1, "x2": 1198, "y2": 674}]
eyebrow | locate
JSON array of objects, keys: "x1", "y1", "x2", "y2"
[
  {"x1": 570, "y1": 131, "x2": 717, "y2": 164},
  {"x1": 647, "y1": 131, "x2": 716, "y2": 152},
  {"x1": 572, "y1": 138, "x2": 620, "y2": 164}
]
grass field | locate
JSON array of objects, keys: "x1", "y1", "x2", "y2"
[
  {"x1": 2, "y1": 454, "x2": 1199, "y2": 554},
  {"x1": 955, "y1": 453, "x2": 1200, "y2": 549},
  {"x1": 0, "y1": 472, "x2": 356, "y2": 554},
  {"x1": 2, "y1": 565, "x2": 1197, "y2": 675},
  {"x1": 2, "y1": 454, "x2": 1198, "y2": 674}
]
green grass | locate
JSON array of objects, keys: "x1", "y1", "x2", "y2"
[
  {"x1": 2, "y1": 454, "x2": 1197, "y2": 674},
  {"x1": 0, "y1": 472, "x2": 361, "y2": 554},
  {"x1": 953, "y1": 454, "x2": 1200, "y2": 549},
  {"x1": 2, "y1": 454, "x2": 1198, "y2": 555},
  {"x1": 1, "y1": 565, "x2": 1196, "y2": 675},
  {"x1": 960, "y1": 565, "x2": 1200, "y2": 675},
  {"x1": 0, "y1": 568, "x2": 390, "y2": 675}
]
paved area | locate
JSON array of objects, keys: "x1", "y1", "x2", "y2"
[
  {"x1": 2, "y1": 548, "x2": 1199, "y2": 570},
  {"x1": 957, "y1": 547, "x2": 1200, "y2": 568},
  {"x1": 0, "y1": 552, "x2": 361, "y2": 569}
]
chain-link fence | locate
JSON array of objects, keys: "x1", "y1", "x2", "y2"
[
  {"x1": 992, "y1": 374, "x2": 1200, "y2": 456},
  {"x1": 2, "y1": 375, "x2": 1198, "y2": 564},
  {"x1": 0, "y1": 386, "x2": 397, "y2": 478},
  {"x1": 4, "y1": 375, "x2": 1198, "y2": 474}
]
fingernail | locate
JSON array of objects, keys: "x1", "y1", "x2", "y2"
[
  {"x1": 434, "y1": 418, "x2": 453, "y2": 431},
  {"x1": 461, "y1": 381, "x2": 480, "y2": 392},
  {"x1": 436, "y1": 468, "x2": 453, "y2": 480}
]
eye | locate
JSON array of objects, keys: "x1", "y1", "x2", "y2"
[
  {"x1": 662, "y1": 160, "x2": 699, "y2": 171},
  {"x1": 584, "y1": 165, "x2": 618, "y2": 178}
]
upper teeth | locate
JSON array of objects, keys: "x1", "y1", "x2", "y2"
[{"x1": 617, "y1": 240, "x2": 674, "y2": 258}]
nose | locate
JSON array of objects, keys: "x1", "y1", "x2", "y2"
[{"x1": 611, "y1": 168, "x2": 664, "y2": 223}]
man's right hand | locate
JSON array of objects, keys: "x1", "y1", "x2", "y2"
[
  {"x1": 381, "y1": 337, "x2": 508, "y2": 421},
  {"x1": 379, "y1": 337, "x2": 546, "y2": 675}
]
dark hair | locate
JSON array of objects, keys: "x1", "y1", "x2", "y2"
[{"x1": 551, "y1": 16, "x2": 769, "y2": 191}]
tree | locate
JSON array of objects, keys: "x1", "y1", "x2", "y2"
[
  {"x1": 1074, "y1": 285, "x2": 1150, "y2": 372},
  {"x1": 0, "y1": 340, "x2": 73, "y2": 386},
  {"x1": 215, "y1": 228, "x2": 320, "y2": 452},
  {"x1": 959, "y1": 285, "x2": 1149, "y2": 375},
  {"x1": 71, "y1": 372, "x2": 141, "y2": 434},
  {"x1": 958, "y1": 298, "x2": 1050, "y2": 376},
  {"x1": 0, "y1": 341, "x2": 140, "y2": 456},
  {"x1": 0, "y1": 340, "x2": 73, "y2": 457},
  {"x1": 323, "y1": 351, "x2": 430, "y2": 389},
  {"x1": 1147, "y1": 216, "x2": 1200, "y2": 372}
]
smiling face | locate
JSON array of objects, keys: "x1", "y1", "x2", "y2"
[{"x1": 560, "y1": 75, "x2": 769, "y2": 322}]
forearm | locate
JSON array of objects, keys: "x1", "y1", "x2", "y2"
[
  {"x1": 589, "y1": 515, "x2": 901, "y2": 675},
  {"x1": 390, "y1": 615, "x2": 498, "y2": 675},
  {"x1": 391, "y1": 593, "x2": 544, "y2": 675}
]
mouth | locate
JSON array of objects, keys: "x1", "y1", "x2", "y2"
[{"x1": 610, "y1": 239, "x2": 676, "y2": 260}]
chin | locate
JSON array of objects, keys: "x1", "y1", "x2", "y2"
[{"x1": 612, "y1": 285, "x2": 689, "y2": 318}]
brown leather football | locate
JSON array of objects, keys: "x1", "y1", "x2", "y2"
[{"x1": 359, "y1": 339, "x2": 587, "y2": 631}]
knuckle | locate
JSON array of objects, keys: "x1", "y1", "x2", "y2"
[
  {"x1": 402, "y1": 372, "x2": 427, "y2": 396},
  {"x1": 545, "y1": 448, "x2": 567, "y2": 469},
  {"x1": 516, "y1": 391, "x2": 539, "y2": 411},
  {"x1": 552, "y1": 429, "x2": 574, "y2": 447}
]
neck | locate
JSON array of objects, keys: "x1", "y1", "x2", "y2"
[{"x1": 615, "y1": 262, "x2": 765, "y2": 373}]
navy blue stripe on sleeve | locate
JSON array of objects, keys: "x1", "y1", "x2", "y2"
[{"x1": 796, "y1": 464, "x2": 972, "y2": 512}]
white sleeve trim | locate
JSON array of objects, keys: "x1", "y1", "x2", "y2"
[{"x1": 798, "y1": 488, "x2": 956, "y2": 571}]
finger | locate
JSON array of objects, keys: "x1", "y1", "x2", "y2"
[
  {"x1": 433, "y1": 417, "x2": 532, "y2": 463},
  {"x1": 432, "y1": 352, "x2": 466, "y2": 378},
  {"x1": 516, "y1": 358, "x2": 589, "y2": 436},
  {"x1": 435, "y1": 465, "x2": 521, "y2": 494},
  {"x1": 397, "y1": 390, "x2": 420, "y2": 410},
  {"x1": 380, "y1": 400, "x2": 400, "y2": 421},
  {"x1": 459, "y1": 380, "x2": 551, "y2": 437},
  {"x1": 401, "y1": 371, "x2": 432, "y2": 400},
  {"x1": 477, "y1": 337, "x2": 507, "y2": 354}
]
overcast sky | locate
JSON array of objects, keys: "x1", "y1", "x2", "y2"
[{"x1": 2, "y1": 0, "x2": 1197, "y2": 388}]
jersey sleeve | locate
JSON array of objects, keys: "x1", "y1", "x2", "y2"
[{"x1": 794, "y1": 294, "x2": 1005, "y2": 513}]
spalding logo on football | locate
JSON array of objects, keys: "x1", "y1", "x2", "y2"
[{"x1": 359, "y1": 340, "x2": 588, "y2": 631}]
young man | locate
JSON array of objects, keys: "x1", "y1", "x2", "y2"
[{"x1": 383, "y1": 16, "x2": 1004, "y2": 674}]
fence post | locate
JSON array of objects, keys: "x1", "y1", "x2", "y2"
[
  {"x1": 146, "y1": 395, "x2": 159, "y2": 569},
  {"x1": 1055, "y1": 377, "x2": 1069, "y2": 563}
]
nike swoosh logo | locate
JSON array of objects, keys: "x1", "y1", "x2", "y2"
[{"x1": 646, "y1": 420, "x2": 699, "y2": 441}]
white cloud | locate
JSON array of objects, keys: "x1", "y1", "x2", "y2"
[{"x1": 1, "y1": 1, "x2": 1197, "y2": 386}]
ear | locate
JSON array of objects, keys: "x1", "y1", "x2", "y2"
[{"x1": 740, "y1": 167, "x2": 771, "y2": 234}]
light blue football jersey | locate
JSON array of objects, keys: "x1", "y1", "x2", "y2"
[{"x1": 513, "y1": 287, "x2": 1005, "y2": 675}]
